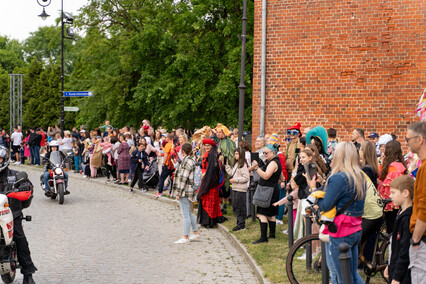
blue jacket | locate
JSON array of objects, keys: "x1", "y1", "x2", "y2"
[{"x1": 318, "y1": 172, "x2": 366, "y2": 217}]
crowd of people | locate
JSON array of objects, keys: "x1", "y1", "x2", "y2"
[{"x1": 1, "y1": 119, "x2": 426, "y2": 284}]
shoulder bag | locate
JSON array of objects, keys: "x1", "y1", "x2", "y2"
[{"x1": 252, "y1": 184, "x2": 274, "y2": 208}]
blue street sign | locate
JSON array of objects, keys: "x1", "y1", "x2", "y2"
[{"x1": 63, "y1": 91, "x2": 93, "y2": 97}]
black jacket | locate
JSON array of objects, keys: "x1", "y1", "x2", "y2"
[
  {"x1": 130, "y1": 149, "x2": 148, "y2": 171},
  {"x1": 362, "y1": 165, "x2": 378, "y2": 189},
  {"x1": 43, "y1": 151, "x2": 66, "y2": 170},
  {"x1": 28, "y1": 133, "x2": 42, "y2": 147},
  {"x1": 0, "y1": 169, "x2": 33, "y2": 218},
  {"x1": 389, "y1": 206, "x2": 412, "y2": 284}
]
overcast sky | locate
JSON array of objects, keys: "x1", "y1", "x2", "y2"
[{"x1": 0, "y1": 0, "x2": 89, "y2": 42}]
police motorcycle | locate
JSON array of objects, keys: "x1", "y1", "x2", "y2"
[
  {"x1": 0, "y1": 172, "x2": 33, "y2": 284},
  {"x1": 40, "y1": 142, "x2": 71, "y2": 205}
]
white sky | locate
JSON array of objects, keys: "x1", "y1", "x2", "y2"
[{"x1": 0, "y1": 0, "x2": 89, "y2": 42}]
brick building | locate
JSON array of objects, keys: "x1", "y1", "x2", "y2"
[{"x1": 252, "y1": 0, "x2": 425, "y2": 145}]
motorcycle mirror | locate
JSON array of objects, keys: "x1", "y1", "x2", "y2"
[{"x1": 24, "y1": 215, "x2": 32, "y2": 222}]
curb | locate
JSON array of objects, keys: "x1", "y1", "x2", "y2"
[
  {"x1": 217, "y1": 223, "x2": 270, "y2": 284},
  {"x1": 14, "y1": 164, "x2": 269, "y2": 284}
]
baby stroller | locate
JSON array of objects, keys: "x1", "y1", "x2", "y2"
[{"x1": 143, "y1": 158, "x2": 159, "y2": 189}]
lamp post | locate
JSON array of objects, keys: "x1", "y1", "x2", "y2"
[
  {"x1": 37, "y1": 0, "x2": 74, "y2": 132},
  {"x1": 238, "y1": 0, "x2": 248, "y2": 143}
]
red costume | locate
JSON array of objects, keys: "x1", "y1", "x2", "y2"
[{"x1": 200, "y1": 151, "x2": 223, "y2": 219}]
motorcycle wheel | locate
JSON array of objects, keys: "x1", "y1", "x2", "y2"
[
  {"x1": 1, "y1": 271, "x2": 16, "y2": 284},
  {"x1": 58, "y1": 183, "x2": 65, "y2": 204}
]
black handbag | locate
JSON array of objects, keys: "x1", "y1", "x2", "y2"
[{"x1": 252, "y1": 184, "x2": 274, "y2": 208}]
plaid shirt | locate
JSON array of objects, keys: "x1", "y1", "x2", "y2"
[{"x1": 171, "y1": 156, "x2": 197, "y2": 201}]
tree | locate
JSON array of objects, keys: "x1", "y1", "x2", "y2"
[{"x1": 71, "y1": 0, "x2": 254, "y2": 130}]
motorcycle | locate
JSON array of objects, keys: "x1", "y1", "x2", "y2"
[
  {"x1": 40, "y1": 151, "x2": 71, "y2": 205},
  {"x1": 0, "y1": 174, "x2": 32, "y2": 284}
]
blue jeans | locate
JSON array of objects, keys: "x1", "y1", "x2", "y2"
[
  {"x1": 158, "y1": 165, "x2": 173, "y2": 194},
  {"x1": 74, "y1": 155, "x2": 81, "y2": 171},
  {"x1": 44, "y1": 171, "x2": 69, "y2": 191},
  {"x1": 324, "y1": 242, "x2": 339, "y2": 283},
  {"x1": 276, "y1": 183, "x2": 286, "y2": 220},
  {"x1": 33, "y1": 145, "x2": 40, "y2": 165},
  {"x1": 179, "y1": 197, "x2": 198, "y2": 236},
  {"x1": 30, "y1": 146, "x2": 36, "y2": 165},
  {"x1": 326, "y1": 230, "x2": 364, "y2": 284}
]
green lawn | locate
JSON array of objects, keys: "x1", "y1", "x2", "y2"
[{"x1": 222, "y1": 209, "x2": 387, "y2": 284}]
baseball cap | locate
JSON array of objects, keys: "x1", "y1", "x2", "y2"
[{"x1": 368, "y1": 132, "x2": 379, "y2": 139}]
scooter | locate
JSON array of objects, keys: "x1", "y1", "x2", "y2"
[
  {"x1": 40, "y1": 151, "x2": 71, "y2": 205},
  {"x1": 0, "y1": 175, "x2": 32, "y2": 284}
]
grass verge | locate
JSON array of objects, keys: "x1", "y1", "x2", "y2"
[{"x1": 222, "y1": 208, "x2": 387, "y2": 284}]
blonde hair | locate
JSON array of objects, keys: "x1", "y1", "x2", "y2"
[
  {"x1": 328, "y1": 142, "x2": 366, "y2": 200},
  {"x1": 64, "y1": 130, "x2": 71, "y2": 137},
  {"x1": 179, "y1": 133, "x2": 188, "y2": 143}
]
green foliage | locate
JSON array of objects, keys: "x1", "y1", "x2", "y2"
[
  {"x1": 22, "y1": 59, "x2": 62, "y2": 129},
  {"x1": 0, "y1": 35, "x2": 25, "y2": 73},
  {"x1": 73, "y1": 0, "x2": 254, "y2": 130},
  {"x1": 0, "y1": 0, "x2": 254, "y2": 132}
]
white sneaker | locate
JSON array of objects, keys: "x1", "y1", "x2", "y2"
[
  {"x1": 297, "y1": 252, "x2": 318, "y2": 260},
  {"x1": 16, "y1": 162, "x2": 21, "y2": 165},
  {"x1": 189, "y1": 234, "x2": 200, "y2": 240},
  {"x1": 174, "y1": 238, "x2": 190, "y2": 244},
  {"x1": 297, "y1": 252, "x2": 306, "y2": 260},
  {"x1": 282, "y1": 229, "x2": 289, "y2": 235},
  {"x1": 276, "y1": 220, "x2": 284, "y2": 225}
]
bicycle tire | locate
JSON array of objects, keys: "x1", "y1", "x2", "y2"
[
  {"x1": 378, "y1": 234, "x2": 391, "y2": 280},
  {"x1": 286, "y1": 233, "x2": 322, "y2": 284}
]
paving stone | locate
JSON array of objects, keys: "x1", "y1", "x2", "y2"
[{"x1": 11, "y1": 166, "x2": 258, "y2": 284}]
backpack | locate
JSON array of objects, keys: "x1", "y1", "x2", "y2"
[{"x1": 193, "y1": 165, "x2": 202, "y2": 190}]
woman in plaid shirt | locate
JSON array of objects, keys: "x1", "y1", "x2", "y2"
[{"x1": 171, "y1": 143, "x2": 200, "y2": 244}]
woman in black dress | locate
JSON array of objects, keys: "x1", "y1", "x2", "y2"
[{"x1": 251, "y1": 143, "x2": 285, "y2": 244}]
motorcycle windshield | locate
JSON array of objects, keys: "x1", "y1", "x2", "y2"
[{"x1": 49, "y1": 151, "x2": 62, "y2": 167}]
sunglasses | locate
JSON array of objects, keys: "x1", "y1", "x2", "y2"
[
  {"x1": 286, "y1": 130, "x2": 300, "y2": 136},
  {"x1": 405, "y1": 136, "x2": 419, "y2": 143}
]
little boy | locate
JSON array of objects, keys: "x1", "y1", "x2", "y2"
[{"x1": 384, "y1": 175, "x2": 414, "y2": 284}]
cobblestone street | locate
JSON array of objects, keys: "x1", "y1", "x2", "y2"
[{"x1": 10, "y1": 165, "x2": 257, "y2": 284}]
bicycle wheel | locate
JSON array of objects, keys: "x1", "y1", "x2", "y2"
[
  {"x1": 286, "y1": 233, "x2": 323, "y2": 284},
  {"x1": 378, "y1": 234, "x2": 391, "y2": 280}
]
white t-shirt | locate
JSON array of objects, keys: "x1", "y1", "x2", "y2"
[
  {"x1": 11, "y1": 131, "x2": 23, "y2": 146},
  {"x1": 59, "y1": 137, "x2": 72, "y2": 151},
  {"x1": 144, "y1": 136, "x2": 152, "y2": 146}
]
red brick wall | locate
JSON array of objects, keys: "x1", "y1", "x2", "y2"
[{"x1": 252, "y1": 0, "x2": 425, "y2": 148}]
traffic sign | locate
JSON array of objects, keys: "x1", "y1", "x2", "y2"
[
  {"x1": 63, "y1": 91, "x2": 93, "y2": 97},
  {"x1": 64, "y1": 107, "x2": 79, "y2": 112}
]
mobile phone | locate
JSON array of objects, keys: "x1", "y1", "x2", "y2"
[
  {"x1": 251, "y1": 152, "x2": 260, "y2": 163},
  {"x1": 304, "y1": 163, "x2": 318, "y2": 180}
]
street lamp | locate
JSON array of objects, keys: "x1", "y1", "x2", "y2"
[
  {"x1": 37, "y1": 0, "x2": 50, "y2": 21},
  {"x1": 37, "y1": 0, "x2": 74, "y2": 132}
]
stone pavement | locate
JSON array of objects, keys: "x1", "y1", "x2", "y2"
[{"x1": 10, "y1": 165, "x2": 258, "y2": 284}]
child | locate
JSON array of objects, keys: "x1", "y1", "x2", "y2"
[
  {"x1": 384, "y1": 175, "x2": 414, "y2": 284},
  {"x1": 100, "y1": 136, "x2": 114, "y2": 166},
  {"x1": 72, "y1": 140, "x2": 82, "y2": 173},
  {"x1": 19, "y1": 142, "x2": 25, "y2": 164},
  {"x1": 273, "y1": 178, "x2": 298, "y2": 231},
  {"x1": 225, "y1": 147, "x2": 249, "y2": 231}
]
